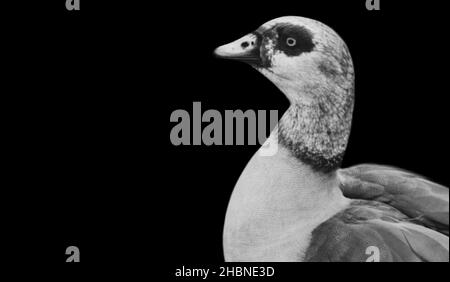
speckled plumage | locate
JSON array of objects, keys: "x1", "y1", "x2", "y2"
[
  {"x1": 253, "y1": 17, "x2": 355, "y2": 173},
  {"x1": 278, "y1": 83, "x2": 353, "y2": 173}
]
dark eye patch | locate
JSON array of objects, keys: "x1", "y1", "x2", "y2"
[{"x1": 276, "y1": 24, "x2": 315, "y2": 56}]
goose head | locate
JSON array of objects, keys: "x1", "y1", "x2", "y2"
[{"x1": 215, "y1": 16, "x2": 355, "y2": 173}]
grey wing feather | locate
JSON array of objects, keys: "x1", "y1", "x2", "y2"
[
  {"x1": 304, "y1": 200, "x2": 449, "y2": 261},
  {"x1": 338, "y1": 164, "x2": 449, "y2": 235}
]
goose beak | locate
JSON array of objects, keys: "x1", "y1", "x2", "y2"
[{"x1": 214, "y1": 33, "x2": 262, "y2": 65}]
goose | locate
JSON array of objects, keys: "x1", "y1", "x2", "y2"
[{"x1": 214, "y1": 16, "x2": 449, "y2": 262}]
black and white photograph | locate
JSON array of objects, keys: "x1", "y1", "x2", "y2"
[{"x1": 3, "y1": 0, "x2": 449, "y2": 279}]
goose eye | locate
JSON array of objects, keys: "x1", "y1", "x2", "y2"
[{"x1": 286, "y1": 37, "x2": 296, "y2": 47}]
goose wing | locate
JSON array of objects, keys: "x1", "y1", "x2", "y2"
[
  {"x1": 338, "y1": 164, "x2": 448, "y2": 235},
  {"x1": 303, "y1": 164, "x2": 449, "y2": 262}
]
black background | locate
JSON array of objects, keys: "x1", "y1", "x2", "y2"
[{"x1": 3, "y1": 0, "x2": 448, "y2": 278}]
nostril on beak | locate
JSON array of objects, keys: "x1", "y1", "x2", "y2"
[{"x1": 241, "y1": 42, "x2": 249, "y2": 49}]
